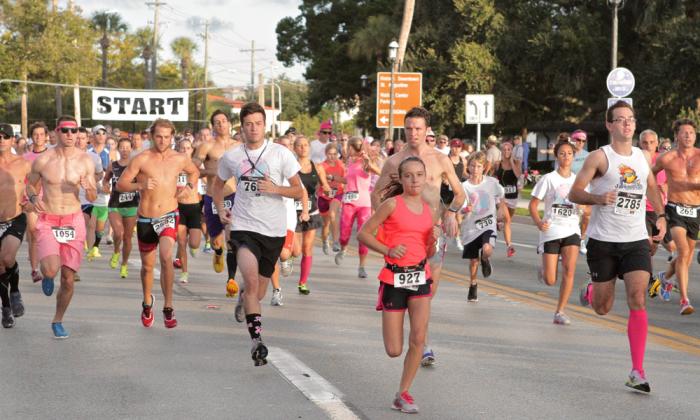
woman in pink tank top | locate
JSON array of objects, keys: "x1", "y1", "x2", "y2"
[{"x1": 358, "y1": 157, "x2": 436, "y2": 414}]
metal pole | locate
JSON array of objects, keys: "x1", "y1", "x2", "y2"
[
  {"x1": 477, "y1": 124, "x2": 481, "y2": 151},
  {"x1": 73, "y1": 81, "x2": 81, "y2": 125},
  {"x1": 203, "y1": 20, "x2": 209, "y2": 124},
  {"x1": 388, "y1": 66, "x2": 396, "y2": 141},
  {"x1": 611, "y1": 3, "x2": 618, "y2": 70}
]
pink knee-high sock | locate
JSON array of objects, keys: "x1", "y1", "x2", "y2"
[
  {"x1": 299, "y1": 256, "x2": 312, "y2": 285},
  {"x1": 628, "y1": 309, "x2": 648, "y2": 375}
]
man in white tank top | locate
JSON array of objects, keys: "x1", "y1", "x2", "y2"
[{"x1": 569, "y1": 101, "x2": 666, "y2": 393}]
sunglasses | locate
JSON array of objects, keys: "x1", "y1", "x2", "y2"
[
  {"x1": 426, "y1": 138, "x2": 436, "y2": 143},
  {"x1": 96, "y1": 130, "x2": 106, "y2": 135},
  {"x1": 574, "y1": 139, "x2": 586, "y2": 143},
  {"x1": 0, "y1": 134, "x2": 11, "y2": 140},
  {"x1": 60, "y1": 127, "x2": 78, "y2": 134},
  {"x1": 321, "y1": 131, "x2": 332, "y2": 135},
  {"x1": 662, "y1": 146, "x2": 672, "y2": 150}
]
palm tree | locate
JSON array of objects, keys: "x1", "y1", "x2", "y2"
[
  {"x1": 396, "y1": 0, "x2": 415, "y2": 70},
  {"x1": 135, "y1": 27, "x2": 154, "y2": 88},
  {"x1": 348, "y1": 15, "x2": 396, "y2": 65},
  {"x1": 170, "y1": 37, "x2": 198, "y2": 88},
  {"x1": 91, "y1": 11, "x2": 128, "y2": 87}
]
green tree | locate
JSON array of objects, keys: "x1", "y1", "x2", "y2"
[
  {"x1": 91, "y1": 11, "x2": 128, "y2": 87},
  {"x1": 170, "y1": 36, "x2": 198, "y2": 88}
]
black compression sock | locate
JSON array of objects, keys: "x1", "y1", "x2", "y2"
[
  {"x1": 226, "y1": 250, "x2": 237, "y2": 279},
  {"x1": 0, "y1": 271, "x2": 10, "y2": 308},
  {"x1": 8, "y1": 262, "x2": 19, "y2": 293},
  {"x1": 245, "y1": 313, "x2": 262, "y2": 340},
  {"x1": 93, "y1": 232, "x2": 103, "y2": 248},
  {"x1": 214, "y1": 247, "x2": 223, "y2": 256}
]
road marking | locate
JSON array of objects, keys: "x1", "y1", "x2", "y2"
[{"x1": 268, "y1": 347, "x2": 360, "y2": 420}]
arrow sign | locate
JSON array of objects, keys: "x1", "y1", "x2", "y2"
[
  {"x1": 375, "y1": 72, "x2": 423, "y2": 128},
  {"x1": 465, "y1": 94, "x2": 494, "y2": 125},
  {"x1": 379, "y1": 116, "x2": 389, "y2": 124}
]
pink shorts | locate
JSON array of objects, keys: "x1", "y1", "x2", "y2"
[{"x1": 36, "y1": 210, "x2": 86, "y2": 272}]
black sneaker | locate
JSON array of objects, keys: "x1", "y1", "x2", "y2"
[
  {"x1": 480, "y1": 250, "x2": 492, "y2": 278},
  {"x1": 10, "y1": 291, "x2": 24, "y2": 317},
  {"x1": 467, "y1": 284, "x2": 478, "y2": 302},
  {"x1": 2, "y1": 306, "x2": 14, "y2": 328},
  {"x1": 251, "y1": 339, "x2": 268, "y2": 366}
]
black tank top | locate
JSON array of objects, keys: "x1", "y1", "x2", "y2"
[
  {"x1": 297, "y1": 161, "x2": 319, "y2": 213},
  {"x1": 496, "y1": 166, "x2": 518, "y2": 199},
  {"x1": 108, "y1": 161, "x2": 140, "y2": 208}
]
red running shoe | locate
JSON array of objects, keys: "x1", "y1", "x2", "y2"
[
  {"x1": 173, "y1": 258, "x2": 182, "y2": 269},
  {"x1": 163, "y1": 307, "x2": 178, "y2": 328},
  {"x1": 31, "y1": 270, "x2": 42, "y2": 283},
  {"x1": 141, "y1": 294, "x2": 155, "y2": 328}
]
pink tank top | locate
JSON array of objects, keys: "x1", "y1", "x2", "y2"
[
  {"x1": 646, "y1": 152, "x2": 667, "y2": 211},
  {"x1": 378, "y1": 195, "x2": 433, "y2": 285},
  {"x1": 345, "y1": 159, "x2": 371, "y2": 207}
]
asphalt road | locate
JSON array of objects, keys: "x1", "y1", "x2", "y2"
[{"x1": 2, "y1": 220, "x2": 700, "y2": 419}]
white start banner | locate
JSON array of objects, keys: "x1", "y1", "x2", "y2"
[{"x1": 91, "y1": 89, "x2": 189, "y2": 121}]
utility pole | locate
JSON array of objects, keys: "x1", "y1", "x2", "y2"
[
  {"x1": 257, "y1": 73, "x2": 265, "y2": 106},
  {"x1": 240, "y1": 40, "x2": 264, "y2": 101},
  {"x1": 146, "y1": 1, "x2": 166, "y2": 89},
  {"x1": 270, "y1": 78, "x2": 276, "y2": 138},
  {"x1": 201, "y1": 20, "x2": 209, "y2": 124}
]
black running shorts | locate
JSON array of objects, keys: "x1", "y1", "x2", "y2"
[
  {"x1": 665, "y1": 202, "x2": 700, "y2": 240},
  {"x1": 229, "y1": 230, "x2": 285, "y2": 278},
  {"x1": 540, "y1": 233, "x2": 580, "y2": 255},
  {"x1": 375, "y1": 280, "x2": 432, "y2": 312},
  {"x1": 462, "y1": 230, "x2": 496, "y2": 260},
  {"x1": 586, "y1": 238, "x2": 651, "y2": 282}
]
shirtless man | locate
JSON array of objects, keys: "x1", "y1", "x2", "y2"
[
  {"x1": 24, "y1": 122, "x2": 50, "y2": 283},
  {"x1": 193, "y1": 110, "x2": 240, "y2": 286},
  {"x1": 649, "y1": 119, "x2": 698, "y2": 315},
  {"x1": 117, "y1": 119, "x2": 199, "y2": 329},
  {"x1": 0, "y1": 124, "x2": 31, "y2": 328},
  {"x1": 26, "y1": 116, "x2": 97, "y2": 338},
  {"x1": 372, "y1": 106, "x2": 466, "y2": 366}
]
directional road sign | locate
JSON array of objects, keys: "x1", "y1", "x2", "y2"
[
  {"x1": 465, "y1": 94, "x2": 495, "y2": 125},
  {"x1": 606, "y1": 67, "x2": 635, "y2": 98},
  {"x1": 376, "y1": 72, "x2": 422, "y2": 128}
]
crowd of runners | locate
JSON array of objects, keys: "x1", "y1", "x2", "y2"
[{"x1": 0, "y1": 99, "x2": 697, "y2": 413}]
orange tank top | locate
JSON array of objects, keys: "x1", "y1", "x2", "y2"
[{"x1": 378, "y1": 195, "x2": 433, "y2": 285}]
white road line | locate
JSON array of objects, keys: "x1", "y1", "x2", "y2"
[
  {"x1": 128, "y1": 258, "x2": 160, "y2": 277},
  {"x1": 268, "y1": 347, "x2": 359, "y2": 420}
]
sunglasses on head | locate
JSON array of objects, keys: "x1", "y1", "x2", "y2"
[
  {"x1": 321, "y1": 130, "x2": 332, "y2": 135},
  {"x1": 60, "y1": 127, "x2": 78, "y2": 134}
]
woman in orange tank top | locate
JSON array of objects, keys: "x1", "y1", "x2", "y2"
[{"x1": 358, "y1": 157, "x2": 437, "y2": 414}]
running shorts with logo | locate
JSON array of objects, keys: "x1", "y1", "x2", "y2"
[
  {"x1": 92, "y1": 205, "x2": 108, "y2": 222},
  {"x1": 35, "y1": 211, "x2": 86, "y2": 272},
  {"x1": 665, "y1": 202, "x2": 700, "y2": 240},
  {"x1": 586, "y1": 238, "x2": 651, "y2": 282},
  {"x1": 539, "y1": 233, "x2": 580, "y2": 255},
  {"x1": 178, "y1": 202, "x2": 202, "y2": 230},
  {"x1": 229, "y1": 230, "x2": 284, "y2": 278},
  {"x1": 0, "y1": 213, "x2": 27, "y2": 243},
  {"x1": 376, "y1": 279, "x2": 432, "y2": 312},
  {"x1": 136, "y1": 210, "x2": 179, "y2": 252},
  {"x1": 462, "y1": 230, "x2": 497, "y2": 259},
  {"x1": 202, "y1": 194, "x2": 234, "y2": 238}
]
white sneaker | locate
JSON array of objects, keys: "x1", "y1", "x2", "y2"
[
  {"x1": 280, "y1": 259, "x2": 293, "y2": 277},
  {"x1": 579, "y1": 239, "x2": 587, "y2": 255},
  {"x1": 271, "y1": 288, "x2": 283, "y2": 306},
  {"x1": 179, "y1": 272, "x2": 189, "y2": 284},
  {"x1": 335, "y1": 250, "x2": 345, "y2": 265},
  {"x1": 455, "y1": 238, "x2": 464, "y2": 252}
]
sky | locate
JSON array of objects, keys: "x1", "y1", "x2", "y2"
[{"x1": 71, "y1": 0, "x2": 307, "y2": 88}]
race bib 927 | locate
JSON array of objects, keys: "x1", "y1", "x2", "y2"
[{"x1": 393, "y1": 270, "x2": 426, "y2": 291}]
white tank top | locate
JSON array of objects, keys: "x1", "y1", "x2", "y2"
[{"x1": 587, "y1": 145, "x2": 649, "y2": 243}]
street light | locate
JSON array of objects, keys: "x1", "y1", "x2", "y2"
[
  {"x1": 387, "y1": 40, "x2": 399, "y2": 142},
  {"x1": 608, "y1": 0, "x2": 625, "y2": 70},
  {"x1": 360, "y1": 74, "x2": 368, "y2": 89}
]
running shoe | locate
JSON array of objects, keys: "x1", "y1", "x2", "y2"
[
  {"x1": 280, "y1": 259, "x2": 293, "y2": 277},
  {"x1": 660, "y1": 281, "x2": 673, "y2": 302},
  {"x1": 173, "y1": 258, "x2": 182, "y2": 269},
  {"x1": 467, "y1": 284, "x2": 478, "y2": 302},
  {"x1": 120, "y1": 264, "x2": 128, "y2": 279},
  {"x1": 334, "y1": 250, "x2": 345, "y2": 265},
  {"x1": 479, "y1": 250, "x2": 492, "y2": 278},
  {"x1": 579, "y1": 239, "x2": 587, "y2": 255},
  {"x1": 271, "y1": 288, "x2": 283, "y2": 306},
  {"x1": 226, "y1": 279, "x2": 239, "y2": 297},
  {"x1": 109, "y1": 252, "x2": 120, "y2": 269},
  {"x1": 179, "y1": 272, "x2": 189, "y2": 284},
  {"x1": 421, "y1": 347, "x2": 435, "y2": 367},
  {"x1": 647, "y1": 275, "x2": 661, "y2": 299},
  {"x1": 163, "y1": 307, "x2": 177, "y2": 328},
  {"x1": 31, "y1": 270, "x2": 42, "y2": 283},
  {"x1": 680, "y1": 299, "x2": 695, "y2": 315},
  {"x1": 358, "y1": 267, "x2": 368, "y2": 278},
  {"x1": 322, "y1": 240, "x2": 330, "y2": 255},
  {"x1": 203, "y1": 241, "x2": 213, "y2": 254},
  {"x1": 553, "y1": 312, "x2": 571, "y2": 325},
  {"x1": 87, "y1": 246, "x2": 101, "y2": 261},
  {"x1": 213, "y1": 253, "x2": 224, "y2": 273},
  {"x1": 141, "y1": 294, "x2": 155, "y2": 328},
  {"x1": 455, "y1": 239, "x2": 464, "y2": 252},
  {"x1": 251, "y1": 339, "x2": 268, "y2": 366},
  {"x1": 189, "y1": 246, "x2": 198, "y2": 258},
  {"x1": 105, "y1": 235, "x2": 113, "y2": 245},
  {"x1": 42, "y1": 277, "x2": 54, "y2": 296},
  {"x1": 625, "y1": 370, "x2": 650, "y2": 393},
  {"x1": 2, "y1": 307, "x2": 14, "y2": 328},
  {"x1": 10, "y1": 291, "x2": 24, "y2": 317},
  {"x1": 392, "y1": 391, "x2": 419, "y2": 414},
  {"x1": 298, "y1": 284, "x2": 310, "y2": 295},
  {"x1": 234, "y1": 293, "x2": 245, "y2": 323},
  {"x1": 332, "y1": 242, "x2": 341, "y2": 253},
  {"x1": 579, "y1": 282, "x2": 592, "y2": 307},
  {"x1": 51, "y1": 322, "x2": 69, "y2": 339},
  {"x1": 506, "y1": 245, "x2": 516, "y2": 258}
]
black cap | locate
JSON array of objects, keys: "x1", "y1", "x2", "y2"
[
  {"x1": 284, "y1": 127, "x2": 297, "y2": 136},
  {"x1": 0, "y1": 124, "x2": 14, "y2": 138}
]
